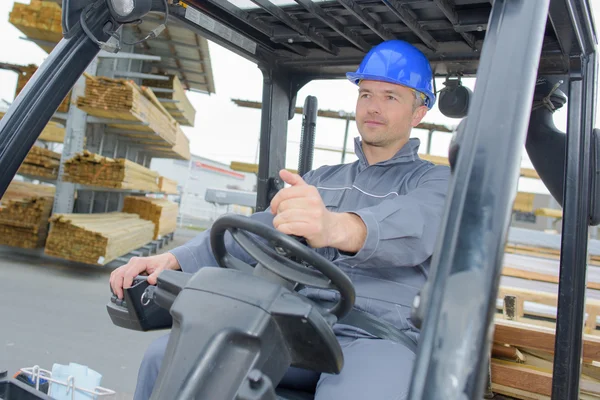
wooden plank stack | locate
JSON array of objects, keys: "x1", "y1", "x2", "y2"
[
  {"x1": 45, "y1": 212, "x2": 155, "y2": 265},
  {"x1": 146, "y1": 129, "x2": 191, "y2": 161},
  {"x1": 142, "y1": 75, "x2": 197, "y2": 126},
  {"x1": 76, "y1": 76, "x2": 178, "y2": 146},
  {"x1": 159, "y1": 177, "x2": 178, "y2": 194},
  {"x1": 8, "y1": 0, "x2": 63, "y2": 53},
  {"x1": 0, "y1": 180, "x2": 55, "y2": 248},
  {"x1": 63, "y1": 150, "x2": 160, "y2": 192},
  {"x1": 122, "y1": 196, "x2": 179, "y2": 240},
  {"x1": 18, "y1": 145, "x2": 61, "y2": 180},
  {"x1": 0, "y1": 111, "x2": 65, "y2": 143},
  {"x1": 491, "y1": 318, "x2": 600, "y2": 399},
  {"x1": 12, "y1": 65, "x2": 70, "y2": 113}
]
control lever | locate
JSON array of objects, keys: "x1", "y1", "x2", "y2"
[{"x1": 106, "y1": 276, "x2": 173, "y2": 331}]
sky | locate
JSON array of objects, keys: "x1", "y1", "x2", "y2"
[{"x1": 1, "y1": 0, "x2": 599, "y2": 196}]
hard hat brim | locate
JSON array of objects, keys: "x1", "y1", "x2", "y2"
[{"x1": 346, "y1": 72, "x2": 436, "y2": 109}]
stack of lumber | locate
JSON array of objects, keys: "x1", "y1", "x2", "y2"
[
  {"x1": 122, "y1": 196, "x2": 178, "y2": 240},
  {"x1": 12, "y1": 64, "x2": 70, "y2": 112},
  {"x1": 490, "y1": 320, "x2": 600, "y2": 399},
  {"x1": 18, "y1": 145, "x2": 61, "y2": 180},
  {"x1": 486, "y1": 272, "x2": 600, "y2": 398},
  {"x1": 142, "y1": 75, "x2": 197, "y2": 126},
  {"x1": 0, "y1": 111, "x2": 65, "y2": 143},
  {"x1": 158, "y1": 176, "x2": 178, "y2": 194},
  {"x1": 63, "y1": 151, "x2": 160, "y2": 192},
  {"x1": 8, "y1": 0, "x2": 62, "y2": 53},
  {"x1": 506, "y1": 227, "x2": 600, "y2": 267},
  {"x1": 0, "y1": 180, "x2": 55, "y2": 248},
  {"x1": 146, "y1": 129, "x2": 191, "y2": 161},
  {"x1": 513, "y1": 192, "x2": 535, "y2": 213},
  {"x1": 45, "y1": 213, "x2": 155, "y2": 265},
  {"x1": 76, "y1": 76, "x2": 178, "y2": 147}
]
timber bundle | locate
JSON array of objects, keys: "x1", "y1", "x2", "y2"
[
  {"x1": 0, "y1": 181, "x2": 55, "y2": 248},
  {"x1": 0, "y1": 112, "x2": 65, "y2": 143},
  {"x1": 76, "y1": 76, "x2": 178, "y2": 146},
  {"x1": 11, "y1": 64, "x2": 70, "y2": 112},
  {"x1": 18, "y1": 145, "x2": 61, "y2": 180},
  {"x1": 63, "y1": 151, "x2": 160, "y2": 192},
  {"x1": 142, "y1": 75, "x2": 197, "y2": 126},
  {"x1": 490, "y1": 228, "x2": 600, "y2": 398},
  {"x1": 44, "y1": 212, "x2": 155, "y2": 265},
  {"x1": 158, "y1": 176, "x2": 178, "y2": 194},
  {"x1": 8, "y1": 0, "x2": 63, "y2": 52},
  {"x1": 123, "y1": 196, "x2": 178, "y2": 240}
]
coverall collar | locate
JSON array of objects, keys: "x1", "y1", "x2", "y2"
[{"x1": 354, "y1": 136, "x2": 422, "y2": 168}]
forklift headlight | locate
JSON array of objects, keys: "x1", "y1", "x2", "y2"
[{"x1": 107, "y1": 0, "x2": 152, "y2": 22}]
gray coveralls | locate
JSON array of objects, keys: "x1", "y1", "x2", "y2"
[{"x1": 133, "y1": 137, "x2": 451, "y2": 400}]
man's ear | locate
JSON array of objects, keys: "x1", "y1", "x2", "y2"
[{"x1": 411, "y1": 106, "x2": 428, "y2": 127}]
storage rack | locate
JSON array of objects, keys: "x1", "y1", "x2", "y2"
[{"x1": 3, "y1": 0, "x2": 216, "y2": 266}]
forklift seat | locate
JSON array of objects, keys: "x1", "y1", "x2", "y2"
[{"x1": 275, "y1": 388, "x2": 315, "y2": 400}]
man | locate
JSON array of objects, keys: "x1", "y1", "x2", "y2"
[{"x1": 110, "y1": 40, "x2": 451, "y2": 400}]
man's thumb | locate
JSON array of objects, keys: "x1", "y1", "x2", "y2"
[{"x1": 280, "y1": 169, "x2": 306, "y2": 186}]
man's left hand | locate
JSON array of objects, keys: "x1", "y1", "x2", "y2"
[{"x1": 270, "y1": 170, "x2": 366, "y2": 253}]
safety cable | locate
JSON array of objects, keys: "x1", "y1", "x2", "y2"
[{"x1": 80, "y1": 0, "x2": 169, "y2": 53}]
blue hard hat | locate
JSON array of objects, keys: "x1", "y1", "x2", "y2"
[{"x1": 347, "y1": 40, "x2": 436, "y2": 109}]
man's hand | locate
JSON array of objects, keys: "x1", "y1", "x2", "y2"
[
  {"x1": 270, "y1": 170, "x2": 367, "y2": 253},
  {"x1": 109, "y1": 252, "x2": 180, "y2": 300}
]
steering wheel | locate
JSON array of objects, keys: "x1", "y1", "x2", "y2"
[{"x1": 210, "y1": 214, "x2": 356, "y2": 321}]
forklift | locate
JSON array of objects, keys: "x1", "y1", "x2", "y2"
[{"x1": 0, "y1": 0, "x2": 598, "y2": 399}]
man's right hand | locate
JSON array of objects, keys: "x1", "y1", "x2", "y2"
[{"x1": 109, "y1": 252, "x2": 180, "y2": 300}]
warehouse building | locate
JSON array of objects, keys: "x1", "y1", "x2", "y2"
[{"x1": 150, "y1": 155, "x2": 256, "y2": 229}]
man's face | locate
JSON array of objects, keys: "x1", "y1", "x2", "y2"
[{"x1": 355, "y1": 80, "x2": 428, "y2": 148}]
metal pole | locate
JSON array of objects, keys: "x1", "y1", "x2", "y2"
[
  {"x1": 407, "y1": 1, "x2": 550, "y2": 398},
  {"x1": 426, "y1": 130, "x2": 434, "y2": 154},
  {"x1": 256, "y1": 68, "x2": 293, "y2": 211},
  {"x1": 551, "y1": 50, "x2": 597, "y2": 399},
  {"x1": 178, "y1": 159, "x2": 193, "y2": 228},
  {"x1": 341, "y1": 118, "x2": 350, "y2": 163},
  {"x1": 98, "y1": 132, "x2": 105, "y2": 156},
  {"x1": 89, "y1": 191, "x2": 96, "y2": 214}
]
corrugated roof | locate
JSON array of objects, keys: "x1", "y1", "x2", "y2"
[{"x1": 136, "y1": 13, "x2": 216, "y2": 94}]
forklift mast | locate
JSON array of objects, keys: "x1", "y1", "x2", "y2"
[{"x1": 0, "y1": 1, "x2": 598, "y2": 399}]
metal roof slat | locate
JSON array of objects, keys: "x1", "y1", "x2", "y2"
[
  {"x1": 337, "y1": 0, "x2": 396, "y2": 41},
  {"x1": 432, "y1": 0, "x2": 477, "y2": 49},
  {"x1": 199, "y1": 0, "x2": 310, "y2": 56},
  {"x1": 144, "y1": 51, "x2": 203, "y2": 64},
  {"x1": 163, "y1": 27, "x2": 192, "y2": 90},
  {"x1": 293, "y1": 0, "x2": 371, "y2": 52},
  {"x1": 249, "y1": 0, "x2": 340, "y2": 55},
  {"x1": 381, "y1": 0, "x2": 438, "y2": 50}
]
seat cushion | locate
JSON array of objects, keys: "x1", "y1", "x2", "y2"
[{"x1": 275, "y1": 388, "x2": 315, "y2": 400}]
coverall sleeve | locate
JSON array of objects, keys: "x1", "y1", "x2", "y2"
[
  {"x1": 334, "y1": 165, "x2": 450, "y2": 268},
  {"x1": 168, "y1": 170, "x2": 317, "y2": 274}
]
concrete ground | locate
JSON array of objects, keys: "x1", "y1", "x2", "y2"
[{"x1": 0, "y1": 228, "x2": 202, "y2": 399}]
